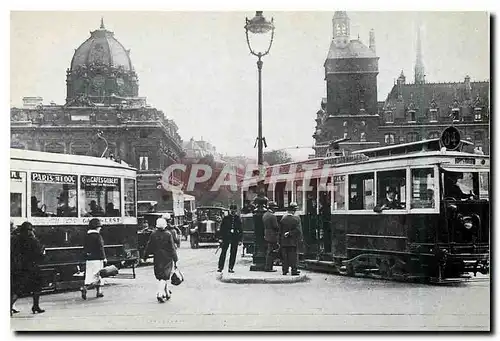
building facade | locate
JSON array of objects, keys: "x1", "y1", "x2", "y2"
[
  {"x1": 313, "y1": 12, "x2": 490, "y2": 157},
  {"x1": 10, "y1": 20, "x2": 185, "y2": 211}
]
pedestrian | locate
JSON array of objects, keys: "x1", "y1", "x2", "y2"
[
  {"x1": 80, "y1": 218, "x2": 107, "y2": 300},
  {"x1": 143, "y1": 217, "x2": 179, "y2": 303},
  {"x1": 163, "y1": 213, "x2": 181, "y2": 249},
  {"x1": 217, "y1": 204, "x2": 243, "y2": 273},
  {"x1": 11, "y1": 221, "x2": 46, "y2": 315},
  {"x1": 263, "y1": 201, "x2": 279, "y2": 272},
  {"x1": 279, "y1": 202, "x2": 303, "y2": 276}
]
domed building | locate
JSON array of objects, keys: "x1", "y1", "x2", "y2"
[{"x1": 11, "y1": 19, "x2": 185, "y2": 211}]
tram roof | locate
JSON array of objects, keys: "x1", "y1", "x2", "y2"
[
  {"x1": 10, "y1": 148, "x2": 136, "y2": 171},
  {"x1": 351, "y1": 138, "x2": 474, "y2": 158}
]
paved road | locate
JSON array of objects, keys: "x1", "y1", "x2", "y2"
[{"x1": 11, "y1": 243, "x2": 490, "y2": 331}]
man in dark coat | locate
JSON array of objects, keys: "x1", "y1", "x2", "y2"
[
  {"x1": 374, "y1": 187, "x2": 404, "y2": 212},
  {"x1": 11, "y1": 221, "x2": 46, "y2": 315},
  {"x1": 144, "y1": 217, "x2": 178, "y2": 303},
  {"x1": 279, "y1": 203, "x2": 303, "y2": 276},
  {"x1": 217, "y1": 204, "x2": 242, "y2": 273},
  {"x1": 263, "y1": 201, "x2": 279, "y2": 272}
]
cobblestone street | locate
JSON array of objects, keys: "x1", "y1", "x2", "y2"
[{"x1": 10, "y1": 243, "x2": 490, "y2": 331}]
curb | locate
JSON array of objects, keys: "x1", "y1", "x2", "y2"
[{"x1": 216, "y1": 273, "x2": 309, "y2": 284}]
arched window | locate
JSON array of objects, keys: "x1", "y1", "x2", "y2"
[
  {"x1": 360, "y1": 132, "x2": 367, "y2": 142},
  {"x1": 407, "y1": 132, "x2": 420, "y2": 142},
  {"x1": 384, "y1": 133, "x2": 395, "y2": 145}
]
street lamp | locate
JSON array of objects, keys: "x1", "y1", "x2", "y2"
[{"x1": 244, "y1": 11, "x2": 275, "y2": 271}]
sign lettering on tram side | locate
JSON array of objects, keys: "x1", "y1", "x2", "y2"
[
  {"x1": 32, "y1": 172, "x2": 76, "y2": 184},
  {"x1": 11, "y1": 171, "x2": 25, "y2": 181},
  {"x1": 29, "y1": 216, "x2": 124, "y2": 225},
  {"x1": 81, "y1": 176, "x2": 120, "y2": 187},
  {"x1": 455, "y1": 158, "x2": 476, "y2": 165}
]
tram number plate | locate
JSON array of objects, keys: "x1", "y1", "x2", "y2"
[{"x1": 455, "y1": 157, "x2": 475, "y2": 165}]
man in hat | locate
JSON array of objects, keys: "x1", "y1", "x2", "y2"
[
  {"x1": 375, "y1": 187, "x2": 404, "y2": 212},
  {"x1": 144, "y1": 217, "x2": 178, "y2": 303},
  {"x1": 217, "y1": 204, "x2": 242, "y2": 273},
  {"x1": 279, "y1": 202, "x2": 303, "y2": 276},
  {"x1": 81, "y1": 218, "x2": 106, "y2": 300},
  {"x1": 263, "y1": 201, "x2": 279, "y2": 272}
]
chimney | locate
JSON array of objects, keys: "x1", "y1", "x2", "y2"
[
  {"x1": 369, "y1": 29, "x2": 376, "y2": 53},
  {"x1": 464, "y1": 75, "x2": 472, "y2": 99},
  {"x1": 22, "y1": 96, "x2": 43, "y2": 109},
  {"x1": 397, "y1": 70, "x2": 405, "y2": 99}
]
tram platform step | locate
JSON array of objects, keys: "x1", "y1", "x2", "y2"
[{"x1": 300, "y1": 260, "x2": 340, "y2": 274}]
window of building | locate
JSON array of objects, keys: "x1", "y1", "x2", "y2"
[
  {"x1": 361, "y1": 121, "x2": 366, "y2": 126},
  {"x1": 31, "y1": 172, "x2": 78, "y2": 217},
  {"x1": 474, "y1": 108, "x2": 482, "y2": 121},
  {"x1": 80, "y1": 175, "x2": 121, "y2": 217},
  {"x1": 408, "y1": 110, "x2": 416, "y2": 122},
  {"x1": 451, "y1": 108, "x2": 460, "y2": 121},
  {"x1": 410, "y1": 168, "x2": 435, "y2": 209},
  {"x1": 139, "y1": 156, "x2": 149, "y2": 170},
  {"x1": 376, "y1": 169, "x2": 406, "y2": 210},
  {"x1": 429, "y1": 109, "x2": 438, "y2": 122},
  {"x1": 474, "y1": 131, "x2": 483, "y2": 144},
  {"x1": 332, "y1": 175, "x2": 346, "y2": 211},
  {"x1": 343, "y1": 121, "x2": 348, "y2": 127},
  {"x1": 407, "y1": 132, "x2": 420, "y2": 142},
  {"x1": 360, "y1": 132, "x2": 367, "y2": 142},
  {"x1": 385, "y1": 111, "x2": 394, "y2": 123},
  {"x1": 399, "y1": 136, "x2": 405, "y2": 144},
  {"x1": 348, "y1": 173, "x2": 374, "y2": 210},
  {"x1": 343, "y1": 132, "x2": 348, "y2": 139},
  {"x1": 124, "y1": 179, "x2": 136, "y2": 217},
  {"x1": 384, "y1": 133, "x2": 395, "y2": 145},
  {"x1": 10, "y1": 171, "x2": 27, "y2": 217},
  {"x1": 428, "y1": 132, "x2": 440, "y2": 139}
]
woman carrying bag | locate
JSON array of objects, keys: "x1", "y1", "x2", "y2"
[
  {"x1": 80, "y1": 218, "x2": 107, "y2": 300},
  {"x1": 143, "y1": 217, "x2": 178, "y2": 303}
]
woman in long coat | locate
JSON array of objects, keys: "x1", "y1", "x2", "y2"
[
  {"x1": 80, "y1": 218, "x2": 106, "y2": 300},
  {"x1": 143, "y1": 217, "x2": 178, "y2": 303},
  {"x1": 11, "y1": 221, "x2": 46, "y2": 315}
]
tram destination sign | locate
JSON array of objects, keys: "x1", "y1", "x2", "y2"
[
  {"x1": 32, "y1": 172, "x2": 76, "y2": 184},
  {"x1": 455, "y1": 157, "x2": 476, "y2": 165},
  {"x1": 81, "y1": 176, "x2": 120, "y2": 187},
  {"x1": 324, "y1": 154, "x2": 369, "y2": 165}
]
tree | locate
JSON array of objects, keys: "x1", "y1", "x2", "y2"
[{"x1": 263, "y1": 150, "x2": 293, "y2": 165}]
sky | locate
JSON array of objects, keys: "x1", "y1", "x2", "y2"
[{"x1": 10, "y1": 11, "x2": 490, "y2": 160}]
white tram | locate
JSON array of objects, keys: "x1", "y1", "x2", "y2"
[{"x1": 10, "y1": 149, "x2": 139, "y2": 291}]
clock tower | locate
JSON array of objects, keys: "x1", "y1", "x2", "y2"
[{"x1": 332, "y1": 11, "x2": 350, "y2": 48}]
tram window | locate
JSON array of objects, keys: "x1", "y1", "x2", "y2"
[
  {"x1": 294, "y1": 181, "x2": 303, "y2": 211},
  {"x1": 11, "y1": 193, "x2": 22, "y2": 217},
  {"x1": 332, "y1": 175, "x2": 345, "y2": 211},
  {"x1": 376, "y1": 170, "x2": 406, "y2": 210},
  {"x1": 348, "y1": 173, "x2": 374, "y2": 210},
  {"x1": 31, "y1": 172, "x2": 78, "y2": 217},
  {"x1": 479, "y1": 173, "x2": 489, "y2": 200},
  {"x1": 80, "y1": 176, "x2": 121, "y2": 217},
  {"x1": 411, "y1": 168, "x2": 435, "y2": 209},
  {"x1": 443, "y1": 172, "x2": 476, "y2": 199},
  {"x1": 124, "y1": 179, "x2": 136, "y2": 217}
]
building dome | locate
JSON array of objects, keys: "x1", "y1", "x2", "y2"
[
  {"x1": 70, "y1": 19, "x2": 133, "y2": 72},
  {"x1": 327, "y1": 39, "x2": 377, "y2": 59},
  {"x1": 65, "y1": 19, "x2": 139, "y2": 105}
]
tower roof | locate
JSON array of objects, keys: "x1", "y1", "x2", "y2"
[
  {"x1": 70, "y1": 19, "x2": 133, "y2": 71},
  {"x1": 326, "y1": 39, "x2": 377, "y2": 59}
]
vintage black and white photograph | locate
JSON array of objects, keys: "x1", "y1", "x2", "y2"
[{"x1": 8, "y1": 8, "x2": 491, "y2": 332}]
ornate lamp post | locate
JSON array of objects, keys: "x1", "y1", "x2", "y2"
[{"x1": 244, "y1": 11, "x2": 275, "y2": 271}]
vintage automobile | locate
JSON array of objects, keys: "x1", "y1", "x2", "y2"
[{"x1": 189, "y1": 206, "x2": 229, "y2": 249}]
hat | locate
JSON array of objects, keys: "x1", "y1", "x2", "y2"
[
  {"x1": 387, "y1": 187, "x2": 397, "y2": 194},
  {"x1": 288, "y1": 202, "x2": 298, "y2": 211},
  {"x1": 162, "y1": 213, "x2": 171, "y2": 220},
  {"x1": 19, "y1": 221, "x2": 33, "y2": 234},
  {"x1": 156, "y1": 218, "x2": 167, "y2": 229},
  {"x1": 89, "y1": 218, "x2": 102, "y2": 229},
  {"x1": 267, "y1": 201, "x2": 278, "y2": 209},
  {"x1": 229, "y1": 204, "x2": 237, "y2": 210}
]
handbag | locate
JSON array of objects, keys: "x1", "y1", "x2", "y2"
[
  {"x1": 99, "y1": 265, "x2": 119, "y2": 278},
  {"x1": 171, "y1": 266, "x2": 184, "y2": 286}
]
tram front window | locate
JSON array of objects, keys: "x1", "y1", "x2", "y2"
[
  {"x1": 443, "y1": 172, "x2": 479, "y2": 200},
  {"x1": 31, "y1": 172, "x2": 78, "y2": 217},
  {"x1": 80, "y1": 176, "x2": 121, "y2": 217}
]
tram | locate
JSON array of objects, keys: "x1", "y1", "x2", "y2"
[
  {"x1": 10, "y1": 149, "x2": 139, "y2": 291},
  {"x1": 240, "y1": 129, "x2": 490, "y2": 283}
]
